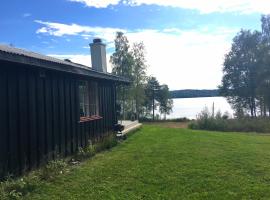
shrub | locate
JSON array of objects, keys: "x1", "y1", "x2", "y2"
[
  {"x1": 189, "y1": 108, "x2": 270, "y2": 133},
  {"x1": 74, "y1": 135, "x2": 117, "y2": 161},
  {"x1": 0, "y1": 175, "x2": 39, "y2": 200},
  {"x1": 140, "y1": 117, "x2": 190, "y2": 123},
  {"x1": 74, "y1": 142, "x2": 96, "y2": 162},
  {"x1": 39, "y1": 160, "x2": 68, "y2": 181},
  {"x1": 95, "y1": 134, "x2": 118, "y2": 153}
]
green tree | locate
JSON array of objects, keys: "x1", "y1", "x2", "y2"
[
  {"x1": 110, "y1": 32, "x2": 134, "y2": 120},
  {"x1": 110, "y1": 33, "x2": 148, "y2": 120},
  {"x1": 131, "y1": 42, "x2": 147, "y2": 119},
  {"x1": 110, "y1": 32, "x2": 172, "y2": 120},
  {"x1": 111, "y1": 32, "x2": 134, "y2": 78},
  {"x1": 158, "y1": 84, "x2": 173, "y2": 119},
  {"x1": 144, "y1": 77, "x2": 160, "y2": 120},
  {"x1": 257, "y1": 15, "x2": 270, "y2": 116},
  {"x1": 219, "y1": 30, "x2": 261, "y2": 117}
]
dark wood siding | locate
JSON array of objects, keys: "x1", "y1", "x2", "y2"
[
  {"x1": 0, "y1": 66, "x2": 8, "y2": 177},
  {"x1": 0, "y1": 61, "x2": 117, "y2": 177}
]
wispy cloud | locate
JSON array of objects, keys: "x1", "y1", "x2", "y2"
[
  {"x1": 36, "y1": 20, "x2": 237, "y2": 89},
  {"x1": 125, "y1": 0, "x2": 270, "y2": 14},
  {"x1": 35, "y1": 20, "x2": 125, "y2": 41},
  {"x1": 68, "y1": 0, "x2": 270, "y2": 14},
  {"x1": 22, "y1": 13, "x2": 31, "y2": 17},
  {"x1": 48, "y1": 54, "x2": 91, "y2": 67},
  {"x1": 69, "y1": 0, "x2": 120, "y2": 8},
  {"x1": 48, "y1": 53, "x2": 113, "y2": 72},
  {"x1": 125, "y1": 27, "x2": 236, "y2": 89}
]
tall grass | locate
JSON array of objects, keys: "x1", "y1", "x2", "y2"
[
  {"x1": 188, "y1": 108, "x2": 270, "y2": 133},
  {"x1": 140, "y1": 117, "x2": 190, "y2": 123}
]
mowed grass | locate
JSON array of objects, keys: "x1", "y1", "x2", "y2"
[{"x1": 25, "y1": 125, "x2": 270, "y2": 200}]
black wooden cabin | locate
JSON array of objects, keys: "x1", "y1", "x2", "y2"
[{"x1": 0, "y1": 44, "x2": 128, "y2": 177}]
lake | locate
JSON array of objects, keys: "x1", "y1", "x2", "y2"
[{"x1": 167, "y1": 97, "x2": 233, "y2": 119}]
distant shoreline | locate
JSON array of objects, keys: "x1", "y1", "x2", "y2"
[{"x1": 170, "y1": 89, "x2": 220, "y2": 99}]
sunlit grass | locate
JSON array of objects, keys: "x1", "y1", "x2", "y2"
[{"x1": 25, "y1": 125, "x2": 270, "y2": 199}]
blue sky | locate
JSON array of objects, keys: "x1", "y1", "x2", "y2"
[{"x1": 0, "y1": 0, "x2": 269, "y2": 89}]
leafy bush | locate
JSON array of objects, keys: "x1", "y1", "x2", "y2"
[
  {"x1": 189, "y1": 108, "x2": 270, "y2": 133},
  {"x1": 74, "y1": 141, "x2": 96, "y2": 162},
  {"x1": 0, "y1": 160, "x2": 68, "y2": 198},
  {"x1": 0, "y1": 175, "x2": 39, "y2": 200},
  {"x1": 95, "y1": 134, "x2": 118, "y2": 153},
  {"x1": 74, "y1": 135, "x2": 117, "y2": 161},
  {"x1": 39, "y1": 160, "x2": 68, "y2": 181}
]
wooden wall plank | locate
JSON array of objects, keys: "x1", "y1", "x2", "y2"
[
  {"x1": 52, "y1": 74, "x2": 60, "y2": 156},
  {"x1": 58, "y1": 76, "x2": 66, "y2": 156},
  {"x1": 70, "y1": 79, "x2": 76, "y2": 153},
  {"x1": 74, "y1": 80, "x2": 80, "y2": 151},
  {"x1": 97, "y1": 86, "x2": 101, "y2": 140},
  {"x1": 101, "y1": 85, "x2": 105, "y2": 136},
  {"x1": 28, "y1": 70, "x2": 38, "y2": 168},
  {"x1": 112, "y1": 83, "x2": 117, "y2": 125},
  {"x1": 0, "y1": 65, "x2": 8, "y2": 177},
  {"x1": 108, "y1": 86, "x2": 112, "y2": 129},
  {"x1": 79, "y1": 124, "x2": 83, "y2": 148},
  {"x1": 45, "y1": 73, "x2": 53, "y2": 160},
  {"x1": 18, "y1": 68, "x2": 29, "y2": 173},
  {"x1": 36, "y1": 71, "x2": 46, "y2": 165},
  {"x1": 103, "y1": 86, "x2": 106, "y2": 134},
  {"x1": 64, "y1": 77, "x2": 71, "y2": 155},
  {"x1": 7, "y1": 67, "x2": 20, "y2": 174}
]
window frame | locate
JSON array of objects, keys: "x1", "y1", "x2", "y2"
[{"x1": 78, "y1": 80, "x2": 101, "y2": 122}]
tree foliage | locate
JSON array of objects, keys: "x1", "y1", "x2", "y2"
[
  {"x1": 220, "y1": 15, "x2": 270, "y2": 117},
  {"x1": 131, "y1": 42, "x2": 147, "y2": 119},
  {"x1": 110, "y1": 32, "x2": 173, "y2": 120},
  {"x1": 110, "y1": 32, "x2": 134, "y2": 119},
  {"x1": 110, "y1": 32, "x2": 133, "y2": 79},
  {"x1": 158, "y1": 85, "x2": 173, "y2": 119}
]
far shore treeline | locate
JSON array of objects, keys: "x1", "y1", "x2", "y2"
[{"x1": 170, "y1": 89, "x2": 220, "y2": 99}]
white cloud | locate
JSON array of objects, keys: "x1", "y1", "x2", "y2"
[
  {"x1": 68, "y1": 0, "x2": 270, "y2": 14},
  {"x1": 48, "y1": 54, "x2": 113, "y2": 72},
  {"x1": 36, "y1": 21, "x2": 237, "y2": 89},
  {"x1": 125, "y1": 27, "x2": 236, "y2": 90},
  {"x1": 22, "y1": 13, "x2": 31, "y2": 17},
  {"x1": 48, "y1": 54, "x2": 91, "y2": 67},
  {"x1": 125, "y1": 0, "x2": 270, "y2": 14},
  {"x1": 35, "y1": 20, "x2": 125, "y2": 40},
  {"x1": 69, "y1": 0, "x2": 120, "y2": 8}
]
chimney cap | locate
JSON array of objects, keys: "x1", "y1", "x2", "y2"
[{"x1": 93, "y1": 38, "x2": 102, "y2": 44}]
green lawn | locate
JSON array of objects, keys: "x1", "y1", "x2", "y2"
[{"x1": 26, "y1": 125, "x2": 270, "y2": 199}]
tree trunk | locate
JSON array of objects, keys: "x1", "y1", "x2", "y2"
[{"x1": 152, "y1": 90, "x2": 155, "y2": 121}]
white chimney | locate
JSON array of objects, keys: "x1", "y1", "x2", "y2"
[{"x1": 90, "y1": 38, "x2": 107, "y2": 73}]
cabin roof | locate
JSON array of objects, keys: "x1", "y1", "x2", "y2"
[{"x1": 0, "y1": 44, "x2": 130, "y2": 84}]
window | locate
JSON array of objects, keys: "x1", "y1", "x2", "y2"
[
  {"x1": 79, "y1": 81, "x2": 99, "y2": 118},
  {"x1": 89, "y1": 81, "x2": 99, "y2": 116}
]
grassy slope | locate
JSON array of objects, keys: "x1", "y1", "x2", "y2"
[{"x1": 26, "y1": 126, "x2": 270, "y2": 200}]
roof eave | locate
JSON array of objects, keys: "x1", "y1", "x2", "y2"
[{"x1": 0, "y1": 51, "x2": 130, "y2": 84}]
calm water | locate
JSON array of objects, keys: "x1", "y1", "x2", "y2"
[{"x1": 168, "y1": 97, "x2": 233, "y2": 119}]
